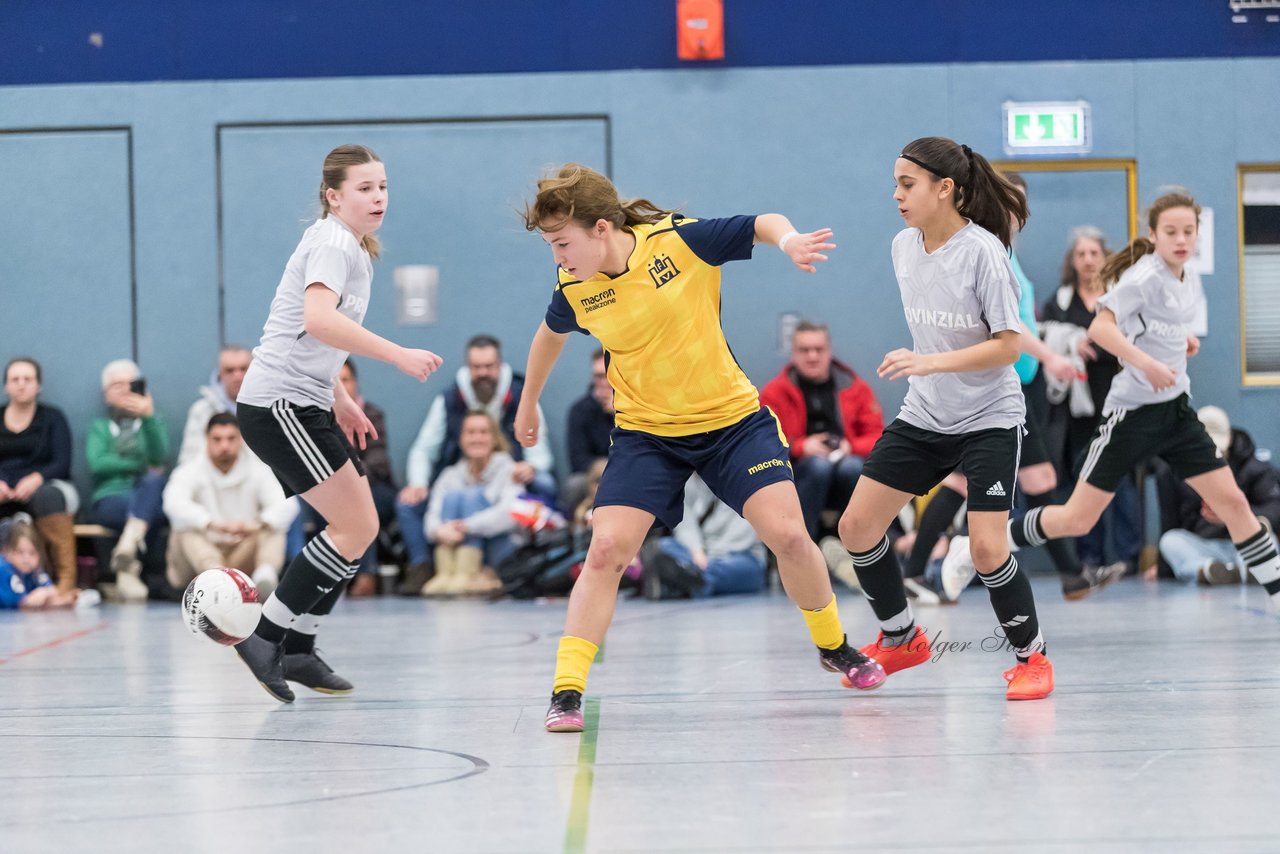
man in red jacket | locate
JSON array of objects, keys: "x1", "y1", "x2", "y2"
[{"x1": 760, "y1": 322, "x2": 884, "y2": 540}]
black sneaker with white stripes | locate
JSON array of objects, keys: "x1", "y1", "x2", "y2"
[{"x1": 284, "y1": 650, "x2": 354, "y2": 695}]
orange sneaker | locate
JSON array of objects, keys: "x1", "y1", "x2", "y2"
[
  {"x1": 858, "y1": 625, "x2": 932, "y2": 676},
  {"x1": 1003, "y1": 652, "x2": 1054, "y2": 700}
]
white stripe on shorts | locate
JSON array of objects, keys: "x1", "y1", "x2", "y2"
[
  {"x1": 1078, "y1": 408, "x2": 1127, "y2": 485},
  {"x1": 270, "y1": 400, "x2": 334, "y2": 484}
]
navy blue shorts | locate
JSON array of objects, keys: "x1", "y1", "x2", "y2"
[{"x1": 593, "y1": 407, "x2": 794, "y2": 529}]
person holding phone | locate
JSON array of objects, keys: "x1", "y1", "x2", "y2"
[{"x1": 87, "y1": 359, "x2": 169, "y2": 602}]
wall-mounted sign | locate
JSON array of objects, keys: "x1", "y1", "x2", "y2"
[
  {"x1": 1003, "y1": 101, "x2": 1091, "y2": 156},
  {"x1": 394, "y1": 265, "x2": 439, "y2": 325}
]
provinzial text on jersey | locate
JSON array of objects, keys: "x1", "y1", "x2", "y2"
[{"x1": 903, "y1": 307, "x2": 982, "y2": 329}]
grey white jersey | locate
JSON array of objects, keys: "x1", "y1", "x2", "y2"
[
  {"x1": 1096, "y1": 252, "x2": 1195, "y2": 412},
  {"x1": 238, "y1": 217, "x2": 372, "y2": 409},
  {"x1": 891, "y1": 222, "x2": 1025, "y2": 434}
]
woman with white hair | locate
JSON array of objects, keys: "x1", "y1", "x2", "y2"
[{"x1": 87, "y1": 358, "x2": 169, "y2": 602}]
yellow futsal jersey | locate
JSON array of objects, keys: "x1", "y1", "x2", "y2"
[{"x1": 544, "y1": 214, "x2": 761, "y2": 437}]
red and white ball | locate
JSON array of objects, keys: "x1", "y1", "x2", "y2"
[{"x1": 181, "y1": 567, "x2": 261, "y2": 646}]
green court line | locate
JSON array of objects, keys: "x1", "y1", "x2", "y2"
[
  {"x1": 563, "y1": 697, "x2": 601, "y2": 854},
  {"x1": 594, "y1": 639, "x2": 604, "y2": 664}
]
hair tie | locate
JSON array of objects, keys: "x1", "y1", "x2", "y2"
[
  {"x1": 961, "y1": 144, "x2": 973, "y2": 159},
  {"x1": 900, "y1": 153, "x2": 946, "y2": 180}
]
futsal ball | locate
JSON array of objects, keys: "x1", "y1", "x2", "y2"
[{"x1": 182, "y1": 567, "x2": 262, "y2": 646}]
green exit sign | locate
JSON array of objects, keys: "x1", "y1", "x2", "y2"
[{"x1": 1003, "y1": 101, "x2": 1091, "y2": 155}]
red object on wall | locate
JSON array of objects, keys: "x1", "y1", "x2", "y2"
[{"x1": 677, "y1": 0, "x2": 725, "y2": 61}]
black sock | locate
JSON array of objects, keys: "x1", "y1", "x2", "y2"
[
  {"x1": 905, "y1": 486, "x2": 965, "y2": 578},
  {"x1": 283, "y1": 575, "x2": 354, "y2": 654},
  {"x1": 1235, "y1": 523, "x2": 1280, "y2": 597},
  {"x1": 255, "y1": 532, "x2": 355, "y2": 642},
  {"x1": 1009, "y1": 506, "x2": 1049, "y2": 550},
  {"x1": 1024, "y1": 490, "x2": 1079, "y2": 578},
  {"x1": 979, "y1": 555, "x2": 1044, "y2": 660},
  {"x1": 849, "y1": 536, "x2": 910, "y2": 623},
  {"x1": 283, "y1": 628, "x2": 315, "y2": 654}
]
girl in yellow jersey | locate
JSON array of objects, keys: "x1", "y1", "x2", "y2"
[{"x1": 514, "y1": 164, "x2": 885, "y2": 733}]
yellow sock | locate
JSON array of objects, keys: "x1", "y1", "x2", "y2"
[
  {"x1": 553, "y1": 636, "x2": 599, "y2": 694},
  {"x1": 801, "y1": 596, "x2": 845, "y2": 650}
]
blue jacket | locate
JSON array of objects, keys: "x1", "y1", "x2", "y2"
[{"x1": 0, "y1": 555, "x2": 51, "y2": 609}]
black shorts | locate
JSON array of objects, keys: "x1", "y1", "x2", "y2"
[
  {"x1": 1019, "y1": 371, "x2": 1051, "y2": 470},
  {"x1": 593, "y1": 407, "x2": 793, "y2": 529},
  {"x1": 237, "y1": 400, "x2": 364, "y2": 498},
  {"x1": 861, "y1": 419, "x2": 1022, "y2": 512},
  {"x1": 1076, "y1": 393, "x2": 1225, "y2": 493}
]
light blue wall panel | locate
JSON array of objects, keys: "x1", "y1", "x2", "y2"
[
  {"x1": 219, "y1": 119, "x2": 608, "y2": 475},
  {"x1": 0, "y1": 129, "x2": 133, "y2": 492},
  {"x1": 1, "y1": 56, "x2": 1278, "y2": 499}
]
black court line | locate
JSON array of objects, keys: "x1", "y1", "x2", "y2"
[
  {"x1": 2, "y1": 675, "x2": 1278, "y2": 721},
  {"x1": 605, "y1": 831, "x2": 1280, "y2": 853},
  {"x1": 0, "y1": 626, "x2": 545, "y2": 674},
  {"x1": 500, "y1": 740, "x2": 1280, "y2": 772},
  {"x1": 0, "y1": 765, "x2": 473, "y2": 782},
  {"x1": 0, "y1": 734, "x2": 487, "y2": 826}
]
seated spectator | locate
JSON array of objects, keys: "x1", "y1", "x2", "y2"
[
  {"x1": 162, "y1": 413, "x2": 297, "y2": 596},
  {"x1": 562, "y1": 348, "x2": 614, "y2": 513},
  {"x1": 305, "y1": 359, "x2": 396, "y2": 596},
  {"x1": 572, "y1": 458, "x2": 608, "y2": 531},
  {"x1": 421, "y1": 411, "x2": 522, "y2": 598},
  {"x1": 0, "y1": 357, "x2": 81, "y2": 593},
  {"x1": 178, "y1": 345, "x2": 307, "y2": 564},
  {"x1": 88, "y1": 359, "x2": 169, "y2": 602},
  {"x1": 178, "y1": 345, "x2": 252, "y2": 465},
  {"x1": 1157, "y1": 406, "x2": 1280, "y2": 583},
  {"x1": 759, "y1": 321, "x2": 884, "y2": 539},
  {"x1": 643, "y1": 474, "x2": 767, "y2": 599},
  {"x1": 0, "y1": 518, "x2": 95, "y2": 610},
  {"x1": 398, "y1": 335, "x2": 556, "y2": 585}
]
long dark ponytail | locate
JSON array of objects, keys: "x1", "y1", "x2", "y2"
[{"x1": 899, "y1": 137, "x2": 1027, "y2": 247}]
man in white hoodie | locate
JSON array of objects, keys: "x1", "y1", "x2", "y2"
[
  {"x1": 163, "y1": 412, "x2": 298, "y2": 595},
  {"x1": 395, "y1": 335, "x2": 556, "y2": 590},
  {"x1": 178, "y1": 346, "x2": 252, "y2": 465}
]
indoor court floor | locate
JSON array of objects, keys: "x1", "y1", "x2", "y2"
[{"x1": 2, "y1": 577, "x2": 1277, "y2": 853}]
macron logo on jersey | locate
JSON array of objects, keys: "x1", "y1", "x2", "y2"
[
  {"x1": 904, "y1": 307, "x2": 982, "y2": 329},
  {"x1": 579, "y1": 288, "x2": 618, "y2": 314}
]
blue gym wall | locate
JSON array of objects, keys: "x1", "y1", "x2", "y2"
[
  {"x1": 3, "y1": 55, "x2": 1279, "y2": 494},
  {"x1": 4, "y1": 0, "x2": 1279, "y2": 84}
]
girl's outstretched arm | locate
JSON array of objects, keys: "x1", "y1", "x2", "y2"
[{"x1": 754, "y1": 213, "x2": 836, "y2": 274}]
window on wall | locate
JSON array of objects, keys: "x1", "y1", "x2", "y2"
[{"x1": 1240, "y1": 167, "x2": 1280, "y2": 386}]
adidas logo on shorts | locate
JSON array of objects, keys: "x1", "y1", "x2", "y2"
[{"x1": 986, "y1": 481, "x2": 1006, "y2": 497}]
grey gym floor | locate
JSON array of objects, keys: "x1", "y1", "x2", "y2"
[{"x1": 2, "y1": 577, "x2": 1277, "y2": 853}]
